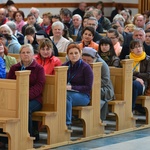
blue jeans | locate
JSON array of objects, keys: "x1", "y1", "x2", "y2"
[
  {"x1": 29, "y1": 100, "x2": 42, "y2": 136},
  {"x1": 66, "y1": 91, "x2": 90, "y2": 125},
  {"x1": 132, "y1": 80, "x2": 143, "y2": 110}
]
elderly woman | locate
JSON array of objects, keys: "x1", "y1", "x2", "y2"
[
  {"x1": 62, "y1": 43, "x2": 93, "y2": 129},
  {"x1": 126, "y1": 39, "x2": 150, "y2": 113},
  {"x1": 50, "y1": 21, "x2": 70, "y2": 52},
  {"x1": 78, "y1": 26, "x2": 99, "y2": 51},
  {"x1": 35, "y1": 38, "x2": 61, "y2": 75},
  {"x1": 7, "y1": 44, "x2": 45, "y2": 139},
  {"x1": 82, "y1": 47, "x2": 114, "y2": 120},
  {"x1": 0, "y1": 24, "x2": 21, "y2": 53}
]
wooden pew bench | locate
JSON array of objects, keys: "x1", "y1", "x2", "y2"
[
  {"x1": 8, "y1": 53, "x2": 20, "y2": 62},
  {"x1": 72, "y1": 62, "x2": 105, "y2": 139},
  {"x1": 32, "y1": 66, "x2": 70, "y2": 146},
  {"x1": 108, "y1": 59, "x2": 136, "y2": 131},
  {"x1": 136, "y1": 96, "x2": 150, "y2": 125},
  {"x1": 58, "y1": 52, "x2": 66, "y2": 63},
  {"x1": 0, "y1": 71, "x2": 33, "y2": 150}
]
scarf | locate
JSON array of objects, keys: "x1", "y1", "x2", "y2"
[
  {"x1": 100, "y1": 51, "x2": 111, "y2": 65},
  {"x1": 129, "y1": 51, "x2": 146, "y2": 72},
  {"x1": 114, "y1": 42, "x2": 122, "y2": 57}
]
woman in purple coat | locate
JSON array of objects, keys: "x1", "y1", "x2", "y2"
[
  {"x1": 63, "y1": 42, "x2": 93, "y2": 129},
  {"x1": 7, "y1": 44, "x2": 45, "y2": 138}
]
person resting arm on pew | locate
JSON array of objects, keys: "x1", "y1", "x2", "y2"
[
  {"x1": 7, "y1": 44, "x2": 45, "y2": 140},
  {"x1": 126, "y1": 39, "x2": 150, "y2": 114},
  {"x1": 34, "y1": 38, "x2": 61, "y2": 75},
  {"x1": 62, "y1": 42, "x2": 93, "y2": 130},
  {"x1": 82, "y1": 47, "x2": 115, "y2": 120}
]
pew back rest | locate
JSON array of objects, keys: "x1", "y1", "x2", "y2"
[
  {"x1": 109, "y1": 59, "x2": 133, "y2": 101},
  {"x1": 8, "y1": 53, "x2": 20, "y2": 62},
  {"x1": 58, "y1": 52, "x2": 67, "y2": 63},
  {"x1": 41, "y1": 66, "x2": 68, "y2": 112},
  {"x1": 110, "y1": 67, "x2": 123, "y2": 100},
  {"x1": 0, "y1": 71, "x2": 30, "y2": 118},
  {"x1": 0, "y1": 79, "x2": 17, "y2": 117}
]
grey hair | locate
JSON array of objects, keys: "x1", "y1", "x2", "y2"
[
  {"x1": 0, "y1": 24, "x2": 13, "y2": 35},
  {"x1": 19, "y1": 44, "x2": 34, "y2": 55},
  {"x1": 88, "y1": 17, "x2": 98, "y2": 26},
  {"x1": 72, "y1": 14, "x2": 82, "y2": 21},
  {"x1": 52, "y1": 21, "x2": 64, "y2": 30},
  {"x1": 6, "y1": 21, "x2": 17, "y2": 31},
  {"x1": 133, "y1": 27, "x2": 145, "y2": 35},
  {"x1": 30, "y1": 7, "x2": 40, "y2": 13}
]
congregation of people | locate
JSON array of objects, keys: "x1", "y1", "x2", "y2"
[{"x1": 1, "y1": 0, "x2": 150, "y2": 148}]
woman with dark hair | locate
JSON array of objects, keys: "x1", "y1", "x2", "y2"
[
  {"x1": 13, "y1": 10, "x2": 26, "y2": 33},
  {"x1": 110, "y1": 3, "x2": 124, "y2": 22},
  {"x1": 62, "y1": 42, "x2": 93, "y2": 129},
  {"x1": 96, "y1": 1, "x2": 104, "y2": 15},
  {"x1": 107, "y1": 28, "x2": 122, "y2": 57},
  {"x1": 78, "y1": 26, "x2": 98, "y2": 51},
  {"x1": 126, "y1": 39, "x2": 150, "y2": 113},
  {"x1": 34, "y1": 38, "x2": 61, "y2": 75},
  {"x1": 98, "y1": 37, "x2": 120, "y2": 67}
]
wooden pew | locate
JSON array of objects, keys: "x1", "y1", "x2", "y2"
[
  {"x1": 108, "y1": 59, "x2": 136, "y2": 131},
  {"x1": 32, "y1": 66, "x2": 70, "y2": 147},
  {"x1": 72, "y1": 62, "x2": 105, "y2": 139},
  {"x1": 136, "y1": 96, "x2": 150, "y2": 125},
  {"x1": 0, "y1": 71, "x2": 33, "y2": 150},
  {"x1": 58, "y1": 52, "x2": 66, "y2": 63},
  {"x1": 71, "y1": 35, "x2": 77, "y2": 42},
  {"x1": 8, "y1": 53, "x2": 20, "y2": 62}
]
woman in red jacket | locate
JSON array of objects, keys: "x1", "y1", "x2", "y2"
[{"x1": 34, "y1": 38, "x2": 62, "y2": 75}]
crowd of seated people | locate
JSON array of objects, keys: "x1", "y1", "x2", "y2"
[{"x1": 0, "y1": 0, "x2": 150, "y2": 148}]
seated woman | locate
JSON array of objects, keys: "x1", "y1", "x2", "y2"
[
  {"x1": 78, "y1": 26, "x2": 99, "y2": 51},
  {"x1": 34, "y1": 38, "x2": 61, "y2": 75},
  {"x1": 107, "y1": 28, "x2": 122, "y2": 57},
  {"x1": 0, "y1": 40, "x2": 17, "y2": 73},
  {"x1": 36, "y1": 30, "x2": 58, "y2": 56},
  {"x1": 62, "y1": 43, "x2": 93, "y2": 129},
  {"x1": 7, "y1": 44, "x2": 45, "y2": 139},
  {"x1": 50, "y1": 21, "x2": 70, "y2": 52},
  {"x1": 127, "y1": 39, "x2": 150, "y2": 113},
  {"x1": 98, "y1": 37, "x2": 120, "y2": 67},
  {"x1": 82, "y1": 47, "x2": 115, "y2": 120},
  {"x1": 0, "y1": 24, "x2": 21, "y2": 54}
]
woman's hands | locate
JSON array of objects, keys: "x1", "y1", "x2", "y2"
[
  {"x1": 136, "y1": 78, "x2": 144, "y2": 86},
  {"x1": 67, "y1": 85, "x2": 72, "y2": 90}
]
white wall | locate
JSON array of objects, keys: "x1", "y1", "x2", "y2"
[{"x1": 1, "y1": 0, "x2": 138, "y2": 18}]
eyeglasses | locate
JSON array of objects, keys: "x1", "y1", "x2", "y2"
[
  {"x1": 133, "y1": 45, "x2": 142, "y2": 49},
  {"x1": 109, "y1": 37, "x2": 117, "y2": 39},
  {"x1": 145, "y1": 35, "x2": 150, "y2": 38},
  {"x1": 87, "y1": 23, "x2": 96, "y2": 27}
]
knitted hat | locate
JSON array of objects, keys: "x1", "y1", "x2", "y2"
[{"x1": 82, "y1": 47, "x2": 98, "y2": 58}]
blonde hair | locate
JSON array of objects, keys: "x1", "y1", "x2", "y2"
[{"x1": 19, "y1": 44, "x2": 34, "y2": 54}]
